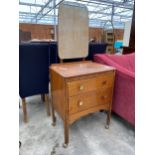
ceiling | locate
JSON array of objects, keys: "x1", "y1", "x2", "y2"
[{"x1": 19, "y1": 0, "x2": 134, "y2": 29}]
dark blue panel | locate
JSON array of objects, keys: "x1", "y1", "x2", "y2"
[
  {"x1": 19, "y1": 43, "x2": 50, "y2": 98},
  {"x1": 87, "y1": 43, "x2": 107, "y2": 60},
  {"x1": 49, "y1": 42, "x2": 59, "y2": 64}
]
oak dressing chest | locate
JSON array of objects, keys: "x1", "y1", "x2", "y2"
[{"x1": 50, "y1": 61, "x2": 115, "y2": 147}]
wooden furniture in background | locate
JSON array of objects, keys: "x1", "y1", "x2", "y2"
[
  {"x1": 19, "y1": 29, "x2": 31, "y2": 43},
  {"x1": 105, "y1": 30, "x2": 115, "y2": 54},
  {"x1": 113, "y1": 29, "x2": 124, "y2": 41},
  {"x1": 89, "y1": 28, "x2": 104, "y2": 42},
  {"x1": 50, "y1": 61, "x2": 115, "y2": 147},
  {"x1": 19, "y1": 24, "x2": 53, "y2": 40},
  {"x1": 19, "y1": 23, "x2": 124, "y2": 43}
]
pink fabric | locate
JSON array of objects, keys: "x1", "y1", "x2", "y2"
[{"x1": 94, "y1": 53, "x2": 135, "y2": 125}]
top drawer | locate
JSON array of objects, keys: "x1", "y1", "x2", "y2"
[{"x1": 67, "y1": 72, "x2": 114, "y2": 96}]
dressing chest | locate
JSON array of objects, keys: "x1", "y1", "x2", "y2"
[{"x1": 50, "y1": 61, "x2": 115, "y2": 147}]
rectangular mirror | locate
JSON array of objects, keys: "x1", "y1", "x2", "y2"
[{"x1": 58, "y1": 2, "x2": 89, "y2": 59}]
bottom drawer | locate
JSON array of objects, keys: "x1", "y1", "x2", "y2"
[{"x1": 69, "y1": 89, "x2": 112, "y2": 114}]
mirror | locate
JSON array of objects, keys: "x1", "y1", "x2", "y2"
[{"x1": 58, "y1": 2, "x2": 89, "y2": 59}]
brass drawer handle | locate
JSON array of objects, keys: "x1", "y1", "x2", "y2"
[
  {"x1": 102, "y1": 81, "x2": 107, "y2": 85},
  {"x1": 79, "y1": 85, "x2": 84, "y2": 90},
  {"x1": 78, "y1": 101, "x2": 84, "y2": 106}
]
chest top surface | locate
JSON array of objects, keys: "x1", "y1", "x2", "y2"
[{"x1": 50, "y1": 61, "x2": 115, "y2": 78}]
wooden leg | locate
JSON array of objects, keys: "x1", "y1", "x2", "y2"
[
  {"x1": 41, "y1": 94, "x2": 45, "y2": 102},
  {"x1": 51, "y1": 98, "x2": 56, "y2": 126},
  {"x1": 44, "y1": 94, "x2": 50, "y2": 116},
  {"x1": 105, "y1": 110, "x2": 111, "y2": 129},
  {"x1": 22, "y1": 98, "x2": 28, "y2": 123},
  {"x1": 63, "y1": 121, "x2": 69, "y2": 148}
]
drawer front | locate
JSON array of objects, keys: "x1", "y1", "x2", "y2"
[
  {"x1": 67, "y1": 72, "x2": 114, "y2": 96},
  {"x1": 69, "y1": 88, "x2": 112, "y2": 114}
]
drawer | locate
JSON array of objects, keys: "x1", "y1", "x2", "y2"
[
  {"x1": 69, "y1": 88, "x2": 112, "y2": 114},
  {"x1": 67, "y1": 72, "x2": 114, "y2": 96}
]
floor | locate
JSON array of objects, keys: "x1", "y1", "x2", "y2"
[{"x1": 19, "y1": 95, "x2": 135, "y2": 155}]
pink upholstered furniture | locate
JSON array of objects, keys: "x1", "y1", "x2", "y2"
[{"x1": 94, "y1": 53, "x2": 135, "y2": 125}]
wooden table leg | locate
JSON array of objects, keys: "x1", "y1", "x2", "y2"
[
  {"x1": 41, "y1": 94, "x2": 45, "y2": 102},
  {"x1": 22, "y1": 98, "x2": 28, "y2": 123},
  {"x1": 105, "y1": 110, "x2": 111, "y2": 129},
  {"x1": 51, "y1": 97, "x2": 56, "y2": 126},
  {"x1": 63, "y1": 120, "x2": 69, "y2": 148},
  {"x1": 44, "y1": 94, "x2": 50, "y2": 116}
]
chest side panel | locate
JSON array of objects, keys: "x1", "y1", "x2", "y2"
[{"x1": 50, "y1": 69, "x2": 67, "y2": 120}]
